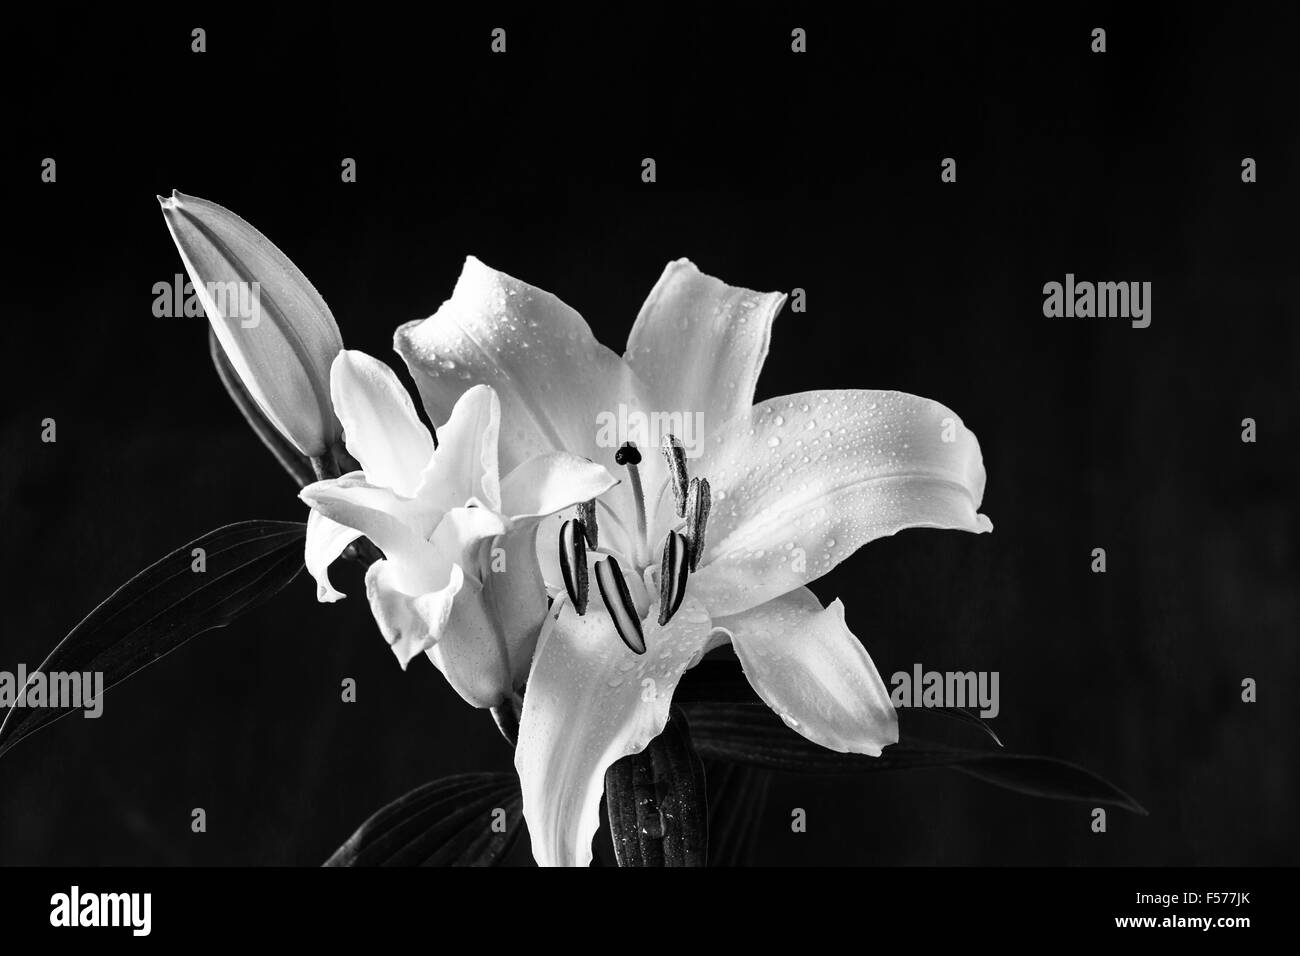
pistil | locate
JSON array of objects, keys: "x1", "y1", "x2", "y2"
[{"x1": 614, "y1": 442, "x2": 650, "y2": 567}]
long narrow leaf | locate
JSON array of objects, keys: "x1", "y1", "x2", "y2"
[
  {"x1": 0, "y1": 520, "x2": 306, "y2": 758},
  {"x1": 683, "y1": 701, "x2": 1146, "y2": 815}
]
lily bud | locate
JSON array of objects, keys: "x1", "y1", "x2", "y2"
[{"x1": 159, "y1": 190, "x2": 343, "y2": 458}]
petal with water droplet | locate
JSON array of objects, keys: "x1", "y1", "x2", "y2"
[
  {"x1": 624, "y1": 259, "x2": 787, "y2": 436},
  {"x1": 690, "y1": 389, "x2": 992, "y2": 616},
  {"x1": 514, "y1": 596, "x2": 712, "y2": 867}
]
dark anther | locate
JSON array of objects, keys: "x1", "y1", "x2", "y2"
[
  {"x1": 661, "y1": 435, "x2": 689, "y2": 518},
  {"x1": 658, "y1": 531, "x2": 690, "y2": 626},
  {"x1": 577, "y1": 499, "x2": 598, "y2": 550},
  {"x1": 595, "y1": 555, "x2": 646, "y2": 654},
  {"x1": 559, "y1": 519, "x2": 589, "y2": 614}
]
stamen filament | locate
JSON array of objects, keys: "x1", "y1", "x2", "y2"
[{"x1": 625, "y1": 460, "x2": 649, "y2": 566}]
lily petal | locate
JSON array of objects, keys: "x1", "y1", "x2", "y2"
[
  {"x1": 713, "y1": 588, "x2": 898, "y2": 755},
  {"x1": 430, "y1": 523, "x2": 549, "y2": 706},
  {"x1": 483, "y1": 523, "x2": 553, "y2": 694},
  {"x1": 625, "y1": 259, "x2": 787, "y2": 434},
  {"x1": 690, "y1": 390, "x2": 992, "y2": 617},
  {"x1": 394, "y1": 258, "x2": 660, "y2": 532},
  {"x1": 299, "y1": 473, "x2": 438, "y2": 591},
  {"x1": 417, "y1": 383, "x2": 503, "y2": 514},
  {"x1": 366, "y1": 559, "x2": 464, "y2": 668},
  {"x1": 330, "y1": 350, "x2": 434, "y2": 498},
  {"x1": 422, "y1": 577, "x2": 504, "y2": 704},
  {"x1": 499, "y1": 452, "x2": 619, "y2": 521},
  {"x1": 304, "y1": 508, "x2": 362, "y2": 602},
  {"x1": 428, "y1": 505, "x2": 510, "y2": 586},
  {"x1": 515, "y1": 596, "x2": 712, "y2": 867},
  {"x1": 364, "y1": 507, "x2": 506, "y2": 673},
  {"x1": 396, "y1": 257, "x2": 646, "y2": 471},
  {"x1": 534, "y1": 512, "x2": 566, "y2": 596}
]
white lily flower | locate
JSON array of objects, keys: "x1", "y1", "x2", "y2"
[
  {"x1": 159, "y1": 190, "x2": 344, "y2": 458},
  {"x1": 299, "y1": 349, "x2": 618, "y2": 707},
  {"x1": 396, "y1": 257, "x2": 992, "y2": 866}
]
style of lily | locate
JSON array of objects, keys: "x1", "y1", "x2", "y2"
[
  {"x1": 299, "y1": 350, "x2": 617, "y2": 707},
  {"x1": 394, "y1": 256, "x2": 993, "y2": 866}
]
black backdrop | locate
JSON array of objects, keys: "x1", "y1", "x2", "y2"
[{"x1": 1, "y1": 5, "x2": 1295, "y2": 865}]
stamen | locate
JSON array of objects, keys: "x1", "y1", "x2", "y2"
[
  {"x1": 661, "y1": 435, "x2": 689, "y2": 518},
  {"x1": 684, "y1": 477, "x2": 712, "y2": 571},
  {"x1": 595, "y1": 555, "x2": 646, "y2": 654},
  {"x1": 558, "y1": 518, "x2": 589, "y2": 614},
  {"x1": 657, "y1": 531, "x2": 690, "y2": 626},
  {"x1": 615, "y1": 441, "x2": 649, "y2": 566},
  {"x1": 577, "y1": 499, "x2": 598, "y2": 550}
]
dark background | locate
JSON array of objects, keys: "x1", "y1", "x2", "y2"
[{"x1": 1, "y1": 4, "x2": 1295, "y2": 865}]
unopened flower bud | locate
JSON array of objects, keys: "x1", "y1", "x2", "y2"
[{"x1": 159, "y1": 190, "x2": 343, "y2": 457}]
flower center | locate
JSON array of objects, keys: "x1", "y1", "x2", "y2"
[{"x1": 557, "y1": 436, "x2": 711, "y2": 654}]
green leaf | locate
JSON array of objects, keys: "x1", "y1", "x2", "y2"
[
  {"x1": 324, "y1": 773, "x2": 523, "y2": 866},
  {"x1": 604, "y1": 707, "x2": 709, "y2": 867},
  {"x1": 683, "y1": 701, "x2": 1146, "y2": 815},
  {"x1": 0, "y1": 520, "x2": 306, "y2": 759}
]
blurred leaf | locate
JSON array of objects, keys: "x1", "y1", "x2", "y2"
[
  {"x1": 704, "y1": 758, "x2": 771, "y2": 867},
  {"x1": 325, "y1": 773, "x2": 523, "y2": 866},
  {"x1": 0, "y1": 520, "x2": 306, "y2": 758},
  {"x1": 683, "y1": 701, "x2": 1146, "y2": 815},
  {"x1": 605, "y1": 707, "x2": 708, "y2": 867}
]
